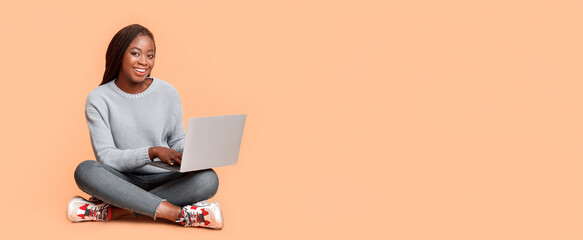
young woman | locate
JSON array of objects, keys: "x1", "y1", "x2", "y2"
[{"x1": 67, "y1": 24, "x2": 223, "y2": 229}]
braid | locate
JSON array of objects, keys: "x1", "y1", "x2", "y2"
[{"x1": 100, "y1": 24, "x2": 155, "y2": 85}]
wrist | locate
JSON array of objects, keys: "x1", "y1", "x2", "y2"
[{"x1": 148, "y1": 147, "x2": 157, "y2": 161}]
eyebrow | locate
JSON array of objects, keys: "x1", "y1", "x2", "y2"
[{"x1": 129, "y1": 47, "x2": 155, "y2": 52}]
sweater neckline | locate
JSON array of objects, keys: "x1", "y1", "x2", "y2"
[{"x1": 110, "y1": 77, "x2": 159, "y2": 99}]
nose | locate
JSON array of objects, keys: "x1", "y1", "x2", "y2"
[{"x1": 138, "y1": 55, "x2": 147, "y2": 65}]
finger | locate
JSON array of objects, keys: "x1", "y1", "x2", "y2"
[
  {"x1": 174, "y1": 157, "x2": 182, "y2": 165},
  {"x1": 177, "y1": 152, "x2": 183, "y2": 159},
  {"x1": 165, "y1": 158, "x2": 174, "y2": 165}
]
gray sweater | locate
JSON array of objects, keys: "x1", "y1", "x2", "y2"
[{"x1": 85, "y1": 78, "x2": 185, "y2": 174}]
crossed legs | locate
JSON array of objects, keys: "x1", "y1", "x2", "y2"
[{"x1": 73, "y1": 160, "x2": 219, "y2": 222}]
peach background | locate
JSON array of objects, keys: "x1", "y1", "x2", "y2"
[{"x1": 1, "y1": 0, "x2": 583, "y2": 239}]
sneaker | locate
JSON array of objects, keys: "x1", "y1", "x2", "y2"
[
  {"x1": 176, "y1": 201, "x2": 223, "y2": 229},
  {"x1": 67, "y1": 196, "x2": 111, "y2": 222}
]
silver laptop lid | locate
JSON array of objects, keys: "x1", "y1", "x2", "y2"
[{"x1": 179, "y1": 114, "x2": 246, "y2": 172}]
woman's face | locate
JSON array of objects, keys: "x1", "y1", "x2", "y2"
[{"x1": 118, "y1": 34, "x2": 155, "y2": 84}]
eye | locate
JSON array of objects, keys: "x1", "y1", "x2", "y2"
[
  {"x1": 130, "y1": 52, "x2": 139, "y2": 57},
  {"x1": 147, "y1": 54, "x2": 155, "y2": 59}
]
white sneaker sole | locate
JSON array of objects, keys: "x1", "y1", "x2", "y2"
[
  {"x1": 211, "y1": 202, "x2": 224, "y2": 229},
  {"x1": 67, "y1": 196, "x2": 86, "y2": 222}
]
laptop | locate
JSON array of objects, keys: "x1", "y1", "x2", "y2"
[{"x1": 148, "y1": 114, "x2": 246, "y2": 172}]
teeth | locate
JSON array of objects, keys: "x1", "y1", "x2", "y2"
[{"x1": 135, "y1": 68, "x2": 146, "y2": 72}]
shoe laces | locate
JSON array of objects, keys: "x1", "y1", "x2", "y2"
[
  {"x1": 179, "y1": 205, "x2": 211, "y2": 227},
  {"x1": 78, "y1": 203, "x2": 110, "y2": 221}
]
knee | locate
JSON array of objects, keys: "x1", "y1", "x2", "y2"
[
  {"x1": 74, "y1": 160, "x2": 100, "y2": 187},
  {"x1": 199, "y1": 169, "x2": 219, "y2": 197}
]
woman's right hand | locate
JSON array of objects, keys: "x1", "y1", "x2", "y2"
[{"x1": 148, "y1": 147, "x2": 182, "y2": 165}]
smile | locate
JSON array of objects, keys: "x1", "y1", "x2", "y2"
[{"x1": 134, "y1": 68, "x2": 147, "y2": 73}]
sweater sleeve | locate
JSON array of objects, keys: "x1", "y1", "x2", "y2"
[
  {"x1": 167, "y1": 97, "x2": 186, "y2": 153},
  {"x1": 85, "y1": 103, "x2": 151, "y2": 172}
]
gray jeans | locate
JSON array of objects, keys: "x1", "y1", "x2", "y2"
[{"x1": 74, "y1": 160, "x2": 219, "y2": 218}]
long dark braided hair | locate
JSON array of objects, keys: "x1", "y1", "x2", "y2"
[{"x1": 100, "y1": 24, "x2": 156, "y2": 85}]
